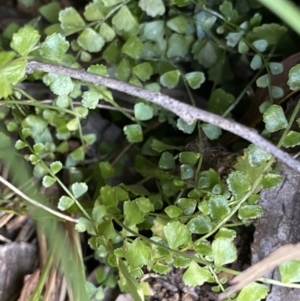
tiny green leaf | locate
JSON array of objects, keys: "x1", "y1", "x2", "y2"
[
  {"x1": 280, "y1": 260, "x2": 300, "y2": 283},
  {"x1": 80, "y1": 51, "x2": 92, "y2": 62},
  {"x1": 141, "y1": 20, "x2": 164, "y2": 41},
  {"x1": 78, "y1": 28, "x2": 105, "y2": 53},
  {"x1": 215, "y1": 228, "x2": 236, "y2": 240},
  {"x1": 58, "y1": 195, "x2": 74, "y2": 210},
  {"x1": 212, "y1": 237, "x2": 237, "y2": 266},
  {"x1": 269, "y1": 62, "x2": 283, "y2": 75},
  {"x1": 71, "y1": 182, "x2": 88, "y2": 198},
  {"x1": 123, "y1": 124, "x2": 143, "y2": 142},
  {"x1": 59, "y1": 7, "x2": 85, "y2": 34},
  {"x1": 39, "y1": 2, "x2": 60, "y2": 23},
  {"x1": 0, "y1": 78, "x2": 12, "y2": 98},
  {"x1": 0, "y1": 51, "x2": 15, "y2": 67},
  {"x1": 100, "y1": 185, "x2": 118, "y2": 207},
  {"x1": 55, "y1": 95, "x2": 70, "y2": 108},
  {"x1": 166, "y1": 16, "x2": 189, "y2": 34},
  {"x1": 246, "y1": 23, "x2": 287, "y2": 45},
  {"x1": 22, "y1": 115, "x2": 48, "y2": 139},
  {"x1": 177, "y1": 118, "x2": 196, "y2": 134},
  {"x1": 288, "y1": 64, "x2": 300, "y2": 90},
  {"x1": 66, "y1": 118, "x2": 79, "y2": 131},
  {"x1": 159, "y1": 151, "x2": 175, "y2": 169},
  {"x1": 1, "y1": 58, "x2": 27, "y2": 85},
  {"x1": 177, "y1": 198, "x2": 196, "y2": 215},
  {"x1": 237, "y1": 282, "x2": 269, "y2": 301},
  {"x1": 184, "y1": 71, "x2": 205, "y2": 89},
  {"x1": 124, "y1": 201, "x2": 144, "y2": 225},
  {"x1": 99, "y1": 22, "x2": 116, "y2": 42},
  {"x1": 138, "y1": 0, "x2": 165, "y2": 17},
  {"x1": 165, "y1": 206, "x2": 183, "y2": 218},
  {"x1": 160, "y1": 70, "x2": 180, "y2": 89},
  {"x1": 82, "y1": 90, "x2": 100, "y2": 109},
  {"x1": 227, "y1": 171, "x2": 251, "y2": 196},
  {"x1": 271, "y1": 86, "x2": 284, "y2": 99},
  {"x1": 238, "y1": 40, "x2": 249, "y2": 54},
  {"x1": 84, "y1": 2, "x2": 105, "y2": 21},
  {"x1": 250, "y1": 54, "x2": 262, "y2": 70},
  {"x1": 187, "y1": 216, "x2": 212, "y2": 234},
  {"x1": 197, "y1": 12, "x2": 217, "y2": 30},
  {"x1": 87, "y1": 64, "x2": 108, "y2": 77},
  {"x1": 99, "y1": 161, "x2": 115, "y2": 179},
  {"x1": 238, "y1": 205, "x2": 263, "y2": 220},
  {"x1": 11, "y1": 26, "x2": 40, "y2": 56},
  {"x1": 283, "y1": 130, "x2": 300, "y2": 147},
  {"x1": 256, "y1": 74, "x2": 269, "y2": 88},
  {"x1": 150, "y1": 139, "x2": 182, "y2": 152},
  {"x1": 15, "y1": 140, "x2": 27, "y2": 150},
  {"x1": 134, "y1": 103, "x2": 153, "y2": 121},
  {"x1": 201, "y1": 123, "x2": 222, "y2": 140},
  {"x1": 39, "y1": 33, "x2": 69, "y2": 63},
  {"x1": 33, "y1": 143, "x2": 44, "y2": 155},
  {"x1": 135, "y1": 197, "x2": 154, "y2": 213},
  {"x1": 259, "y1": 100, "x2": 272, "y2": 114},
  {"x1": 167, "y1": 33, "x2": 194, "y2": 59},
  {"x1": 207, "y1": 88, "x2": 235, "y2": 115},
  {"x1": 226, "y1": 31, "x2": 243, "y2": 47},
  {"x1": 208, "y1": 195, "x2": 230, "y2": 219},
  {"x1": 263, "y1": 105, "x2": 288, "y2": 132},
  {"x1": 180, "y1": 164, "x2": 194, "y2": 180},
  {"x1": 43, "y1": 73, "x2": 74, "y2": 96},
  {"x1": 153, "y1": 262, "x2": 172, "y2": 274},
  {"x1": 246, "y1": 144, "x2": 272, "y2": 167},
  {"x1": 112, "y1": 5, "x2": 138, "y2": 33},
  {"x1": 219, "y1": 1, "x2": 239, "y2": 22},
  {"x1": 126, "y1": 238, "x2": 151, "y2": 269},
  {"x1": 29, "y1": 154, "x2": 40, "y2": 164},
  {"x1": 261, "y1": 173, "x2": 283, "y2": 189},
  {"x1": 183, "y1": 261, "x2": 212, "y2": 286},
  {"x1": 174, "y1": 256, "x2": 191, "y2": 268},
  {"x1": 164, "y1": 221, "x2": 191, "y2": 249},
  {"x1": 42, "y1": 175, "x2": 57, "y2": 187},
  {"x1": 252, "y1": 39, "x2": 268, "y2": 52},
  {"x1": 179, "y1": 152, "x2": 200, "y2": 166},
  {"x1": 132, "y1": 63, "x2": 153, "y2": 82},
  {"x1": 75, "y1": 217, "x2": 94, "y2": 233},
  {"x1": 92, "y1": 205, "x2": 106, "y2": 224},
  {"x1": 115, "y1": 58, "x2": 131, "y2": 81}
]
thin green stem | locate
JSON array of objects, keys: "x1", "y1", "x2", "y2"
[
  {"x1": 222, "y1": 67, "x2": 264, "y2": 117},
  {"x1": 2, "y1": 99, "x2": 82, "y2": 118},
  {"x1": 27, "y1": 144, "x2": 91, "y2": 220},
  {"x1": 209, "y1": 266, "x2": 225, "y2": 293},
  {"x1": 69, "y1": 101, "x2": 85, "y2": 148}
]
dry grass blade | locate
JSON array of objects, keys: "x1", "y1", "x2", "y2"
[
  {"x1": 17, "y1": 270, "x2": 40, "y2": 301},
  {"x1": 219, "y1": 243, "x2": 300, "y2": 300},
  {"x1": 0, "y1": 175, "x2": 78, "y2": 223}
]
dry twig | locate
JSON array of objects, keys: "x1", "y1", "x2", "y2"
[
  {"x1": 26, "y1": 60, "x2": 300, "y2": 174},
  {"x1": 218, "y1": 244, "x2": 300, "y2": 300}
]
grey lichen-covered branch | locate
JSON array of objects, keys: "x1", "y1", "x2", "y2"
[{"x1": 26, "y1": 60, "x2": 300, "y2": 174}]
